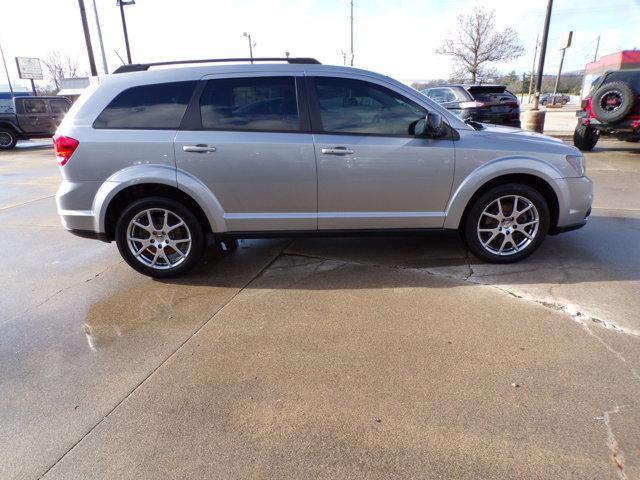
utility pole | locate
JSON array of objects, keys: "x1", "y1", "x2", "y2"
[
  {"x1": 118, "y1": 0, "x2": 133, "y2": 64},
  {"x1": 532, "y1": 0, "x2": 553, "y2": 111},
  {"x1": 528, "y1": 33, "x2": 539, "y2": 103},
  {"x1": 92, "y1": 0, "x2": 109, "y2": 73},
  {"x1": 350, "y1": 0, "x2": 354, "y2": 66},
  {"x1": 243, "y1": 32, "x2": 255, "y2": 63},
  {"x1": 78, "y1": 0, "x2": 98, "y2": 76},
  {"x1": 521, "y1": 72, "x2": 526, "y2": 103},
  {"x1": 0, "y1": 39, "x2": 13, "y2": 96},
  {"x1": 523, "y1": 0, "x2": 553, "y2": 133},
  {"x1": 593, "y1": 35, "x2": 600, "y2": 62},
  {"x1": 552, "y1": 31, "x2": 572, "y2": 106}
]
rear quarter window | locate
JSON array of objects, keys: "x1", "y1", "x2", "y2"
[{"x1": 93, "y1": 81, "x2": 197, "y2": 129}]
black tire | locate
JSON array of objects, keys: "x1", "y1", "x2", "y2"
[
  {"x1": 591, "y1": 81, "x2": 635, "y2": 123},
  {"x1": 115, "y1": 196, "x2": 205, "y2": 278},
  {"x1": 0, "y1": 128, "x2": 17, "y2": 150},
  {"x1": 573, "y1": 123, "x2": 599, "y2": 151},
  {"x1": 464, "y1": 184, "x2": 550, "y2": 264},
  {"x1": 623, "y1": 137, "x2": 640, "y2": 143}
]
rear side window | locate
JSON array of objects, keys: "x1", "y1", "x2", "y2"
[
  {"x1": 199, "y1": 76, "x2": 300, "y2": 131},
  {"x1": 94, "y1": 81, "x2": 196, "y2": 129},
  {"x1": 426, "y1": 88, "x2": 457, "y2": 103},
  {"x1": 24, "y1": 99, "x2": 47, "y2": 114}
]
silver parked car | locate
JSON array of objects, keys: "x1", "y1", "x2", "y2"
[{"x1": 54, "y1": 58, "x2": 592, "y2": 278}]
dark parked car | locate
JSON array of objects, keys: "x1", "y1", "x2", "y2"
[
  {"x1": 540, "y1": 93, "x2": 570, "y2": 105},
  {"x1": 421, "y1": 84, "x2": 520, "y2": 127},
  {"x1": 574, "y1": 69, "x2": 640, "y2": 150},
  {"x1": 0, "y1": 96, "x2": 71, "y2": 150}
]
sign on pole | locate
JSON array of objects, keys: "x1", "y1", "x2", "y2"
[{"x1": 15, "y1": 57, "x2": 43, "y2": 80}]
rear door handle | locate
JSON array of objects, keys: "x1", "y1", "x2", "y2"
[
  {"x1": 321, "y1": 147, "x2": 354, "y2": 155},
  {"x1": 183, "y1": 144, "x2": 216, "y2": 153}
]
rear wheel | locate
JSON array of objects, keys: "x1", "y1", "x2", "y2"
[
  {"x1": 573, "y1": 123, "x2": 599, "y2": 151},
  {"x1": 115, "y1": 197, "x2": 205, "y2": 278},
  {"x1": 0, "y1": 128, "x2": 17, "y2": 150},
  {"x1": 464, "y1": 184, "x2": 550, "y2": 263}
]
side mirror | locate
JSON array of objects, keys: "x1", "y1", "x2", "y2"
[
  {"x1": 426, "y1": 112, "x2": 446, "y2": 136},
  {"x1": 413, "y1": 112, "x2": 447, "y2": 137}
]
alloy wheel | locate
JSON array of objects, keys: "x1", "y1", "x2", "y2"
[
  {"x1": 476, "y1": 195, "x2": 540, "y2": 256},
  {"x1": 126, "y1": 208, "x2": 192, "y2": 270}
]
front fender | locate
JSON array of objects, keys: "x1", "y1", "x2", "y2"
[{"x1": 443, "y1": 156, "x2": 566, "y2": 229}]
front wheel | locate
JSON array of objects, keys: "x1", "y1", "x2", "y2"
[
  {"x1": 115, "y1": 197, "x2": 205, "y2": 278},
  {"x1": 464, "y1": 184, "x2": 550, "y2": 263}
]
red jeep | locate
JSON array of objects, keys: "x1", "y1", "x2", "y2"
[{"x1": 574, "y1": 69, "x2": 640, "y2": 151}]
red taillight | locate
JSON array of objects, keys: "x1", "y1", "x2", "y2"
[
  {"x1": 53, "y1": 135, "x2": 79, "y2": 167},
  {"x1": 459, "y1": 101, "x2": 487, "y2": 108}
]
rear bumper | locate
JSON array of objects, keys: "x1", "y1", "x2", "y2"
[
  {"x1": 66, "y1": 228, "x2": 110, "y2": 242},
  {"x1": 56, "y1": 180, "x2": 102, "y2": 233},
  {"x1": 459, "y1": 108, "x2": 521, "y2": 127}
]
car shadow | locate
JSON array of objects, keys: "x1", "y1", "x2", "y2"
[{"x1": 163, "y1": 214, "x2": 640, "y2": 290}]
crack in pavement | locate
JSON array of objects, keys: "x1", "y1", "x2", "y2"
[
  {"x1": 38, "y1": 242, "x2": 290, "y2": 480},
  {"x1": 2, "y1": 260, "x2": 124, "y2": 329},
  {"x1": 595, "y1": 406, "x2": 628, "y2": 480}
]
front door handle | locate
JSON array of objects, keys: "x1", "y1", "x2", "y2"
[
  {"x1": 321, "y1": 146, "x2": 354, "y2": 155},
  {"x1": 183, "y1": 144, "x2": 216, "y2": 153}
]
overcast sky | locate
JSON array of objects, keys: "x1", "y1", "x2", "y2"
[{"x1": 1, "y1": 0, "x2": 639, "y2": 89}]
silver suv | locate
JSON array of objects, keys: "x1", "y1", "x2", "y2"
[{"x1": 54, "y1": 58, "x2": 592, "y2": 278}]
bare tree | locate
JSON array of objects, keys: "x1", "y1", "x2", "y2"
[
  {"x1": 436, "y1": 8, "x2": 525, "y2": 84},
  {"x1": 41, "y1": 51, "x2": 82, "y2": 92}
]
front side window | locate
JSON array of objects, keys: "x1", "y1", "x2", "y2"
[
  {"x1": 50, "y1": 100, "x2": 69, "y2": 114},
  {"x1": 94, "y1": 81, "x2": 196, "y2": 129},
  {"x1": 199, "y1": 76, "x2": 300, "y2": 131},
  {"x1": 24, "y1": 99, "x2": 47, "y2": 114},
  {"x1": 313, "y1": 77, "x2": 426, "y2": 135}
]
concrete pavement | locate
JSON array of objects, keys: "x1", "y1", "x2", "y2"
[{"x1": 1, "y1": 141, "x2": 639, "y2": 479}]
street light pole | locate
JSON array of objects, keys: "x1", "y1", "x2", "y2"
[
  {"x1": 118, "y1": 0, "x2": 133, "y2": 64},
  {"x1": 92, "y1": 0, "x2": 109, "y2": 73},
  {"x1": 350, "y1": 0, "x2": 354, "y2": 66},
  {"x1": 78, "y1": 0, "x2": 98, "y2": 76},
  {"x1": 0, "y1": 39, "x2": 14, "y2": 96},
  {"x1": 243, "y1": 32, "x2": 255, "y2": 63}
]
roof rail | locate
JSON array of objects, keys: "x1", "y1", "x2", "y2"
[{"x1": 113, "y1": 57, "x2": 321, "y2": 74}]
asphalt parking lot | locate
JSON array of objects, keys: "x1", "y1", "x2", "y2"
[{"x1": 1, "y1": 140, "x2": 639, "y2": 479}]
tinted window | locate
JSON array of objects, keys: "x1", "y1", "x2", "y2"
[
  {"x1": 468, "y1": 87, "x2": 516, "y2": 103},
  {"x1": 199, "y1": 77, "x2": 299, "y2": 131},
  {"x1": 50, "y1": 99, "x2": 69, "y2": 114},
  {"x1": 426, "y1": 88, "x2": 457, "y2": 103},
  {"x1": 24, "y1": 99, "x2": 47, "y2": 114},
  {"x1": 94, "y1": 81, "x2": 196, "y2": 129},
  {"x1": 314, "y1": 77, "x2": 426, "y2": 135}
]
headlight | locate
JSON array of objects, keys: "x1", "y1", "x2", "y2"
[{"x1": 566, "y1": 154, "x2": 585, "y2": 176}]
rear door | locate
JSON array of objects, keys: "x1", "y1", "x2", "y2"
[
  {"x1": 174, "y1": 74, "x2": 317, "y2": 232},
  {"x1": 424, "y1": 87, "x2": 462, "y2": 116},
  {"x1": 309, "y1": 75, "x2": 455, "y2": 230},
  {"x1": 16, "y1": 98, "x2": 53, "y2": 134}
]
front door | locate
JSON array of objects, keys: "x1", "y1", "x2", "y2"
[
  {"x1": 309, "y1": 76, "x2": 455, "y2": 230},
  {"x1": 174, "y1": 75, "x2": 317, "y2": 232}
]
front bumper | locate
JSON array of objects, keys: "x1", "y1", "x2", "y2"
[{"x1": 554, "y1": 176, "x2": 593, "y2": 233}]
